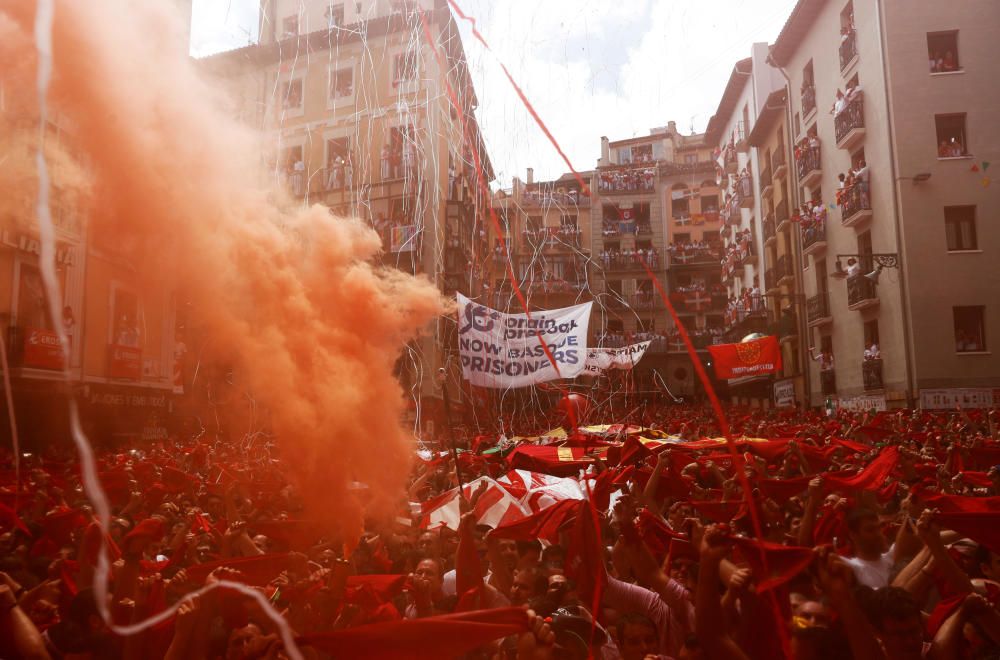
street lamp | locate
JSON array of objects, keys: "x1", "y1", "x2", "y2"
[{"x1": 828, "y1": 253, "x2": 899, "y2": 281}]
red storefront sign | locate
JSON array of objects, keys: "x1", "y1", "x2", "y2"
[
  {"x1": 109, "y1": 344, "x2": 142, "y2": 380},
  {"x1": 23, "y1": 327, "x2": 66, "y2": 370}
]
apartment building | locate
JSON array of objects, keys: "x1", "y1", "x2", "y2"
[
  {"x1": 200, "y1": 0, "x2": 494, "y2": 421},
  {"x1": 0, "y1": 111, "x2": 179, "y2": 448},
  {"x1": 704, "y1": 46, "x2": 809, "y2": 407},
  {"x1": 770, "y1": 0, "x2": 1000, "y2": 409},
  {"x1": 483, "y1": 124, "x2": 723, "y2": 400}
]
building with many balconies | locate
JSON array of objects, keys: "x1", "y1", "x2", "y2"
[
  {"x1": 200, "y1": 0, "x2": 494, "y2": 415},
  {"x1": 767, "y1": 0, "x2": 1000, "y2": 409}
]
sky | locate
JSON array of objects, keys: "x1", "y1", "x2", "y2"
[{"x1": 190, "y1": 0, "x2": 799, "y2": 188}]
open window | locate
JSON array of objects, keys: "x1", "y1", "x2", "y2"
[
  {"x1": 935, "y1": 114, "x2": 969, "y2": 157},
  {"x1": 330, "y1": 67, "x2": 353, "y2": 100},
  {"x1": 927, "y1": 31, "x2": 960, "y2": 73},
  {"x1": 953, "y1": 306, "x2": 986, "y2": 352}
]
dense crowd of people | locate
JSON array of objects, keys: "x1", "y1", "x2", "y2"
[
  {"x1": 2, "y1": 399, "x2": 1000, "y2": 659},
  {"x1": 597, "y1": 168, "x2": 656, "y2": 194},
  {"x1": 724, "y1": 286, "x2": 765, "y2": 327},
  {"x1": 721, "y1": 229, "x2": 754, "y2": 277},
  {"x1": 666, "y1": 242, "x2": 720, "y2": 264},
  {"x1": 599, "y1": 247, "x2": 660, "y2": 271}
]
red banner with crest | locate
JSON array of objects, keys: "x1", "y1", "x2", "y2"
[{"x1": 707, "y1": 335, "x2": 782, "y2": 379}]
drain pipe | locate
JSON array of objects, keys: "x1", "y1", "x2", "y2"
[
  {"x1": 873, "y1": 0, "x2": 916, "y2": 408},
  {"x1": 766, "y1": 49, "x2": 813, "y2": 408}
]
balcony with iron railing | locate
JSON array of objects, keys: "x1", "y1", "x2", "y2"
[
  {"x1": 607, "y1": 292, "x2": 661, "y2": 310},
  {"x1": 735, "y1": 121, "x2": 749, "y2": 153},
  {"x1": 723, "y1": 144, "x2": 738, "y2": 174},
  {"x1": 724, "y1": 202, "x2": 742, "y2": 226},
  {"x1": 834, "y1": 94, "x2": 865, "y2": 150},
  {"x1": 600, "y1": 251, "x2": 663, "y2": 272},
  {"x1": 775, "y1": 198, "x2": 791, "y2": 231},
  {"x1": 668, "y1": 246, "x2": 723, "y2": 268},
  {"x1": 760, "y1": 166, "x2": 774, "y2": 199},
  {"x1": 796, "y1": 144, "x2": 822, "y2": 188},
  {"x1": 763, "y1": 214, "x2": 776, "y2": 246},
  {"x1": 723, "y1": 298, "x2": 769, "y2": 343},
  {"x1": 802, "y1": 217, "x2": 827, "y2": 255},
  {"x1": 735, "y1": 174, "x2": 754, "y2": 209},
  {"x1": 839, "y1": 29, "x2": 858, "y2": 72},
  {"x1": 847, "y1": 272, "x2": 878, "y2": 310},
  {"x1": 802, "y1": 84, "x2": 817, "y2": 118},
  {"x1": 772, "y1": 149, "x2": 788, "y2": 181},
  {"x1": 776, "y1": 253, "x2": 793, "y2": 285},
  {"x1": 840, "y1": 179, "x2": 872, "y2": 227},
  {"x1": 820, "y1": 368, "x2": 837, "y2": 395},
  {"x1": 524, "y1": 279, "x2": 587, "y2": 296},
  {"x1": 522, "y1": 227, "x2": 584, "y2": 251},
  {"x1": 521, "y1": 189, "x2": 591, "y2": 208},
  {"x1": 807, "y1": 292, "x2": 832, "y2": 326},
  {"x1": 596, "y1": 166, "x2": 657, "y2": 194},
  {"x1": 863, "y1": 359, "x2": 884, "y2": 391}
]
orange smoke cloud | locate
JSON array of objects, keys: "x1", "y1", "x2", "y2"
[{"x1": 0, "y1": 1, "x2": 444, "y2": 541}]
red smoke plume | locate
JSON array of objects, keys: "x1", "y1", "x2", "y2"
[{"x1": 0, "y1": 1, "x2": 444, "y2": 543}]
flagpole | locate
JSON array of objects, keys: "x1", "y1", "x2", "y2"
[{"x1": 437, "y1": 366, "x2": 464, "y2": 489}]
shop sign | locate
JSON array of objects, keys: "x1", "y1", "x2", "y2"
[
  {"x1": 773, "y1": 378, "x2": 795, "y2": 408},
  {"x1": 109, "y1": 344, "x2": 142, "y2": 380},
  {"x1": 0, "y1": 229, "x2": 75, "y2": 265},
  {"x1": 23, "y1": 327, "x2": 66, "y2": 370},
  {"x1": 920, "y1": 388, "x2": 996, "y2": 410},
  {"x1": 837, "y1": 394, "x2": 887, "y2": 412},
  {"x1": 87, "y1": 387, "x2": 169, "y2": 409}
]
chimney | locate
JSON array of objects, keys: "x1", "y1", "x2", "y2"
[
  {"x1": 526, "y1": 167, "x2": 534, "y2": 184},
  {"x1": 600, "y1": 136, "x2": 610, "y2": 165},
  {"x1": 667, "y1": 121, "x2": 677, "y2": 134}
]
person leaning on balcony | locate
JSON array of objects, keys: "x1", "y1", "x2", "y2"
[
  {"x1": 853, "y1": 161, "x2": 870, "y2": 206},
  {"x1": 832, "y1": 89, "x2": 846, "y2": 116},
  {"x1": 845, "y1": 257, "x2": 860, "y2": 278},
  {"x1": 864, "y1": 342, "x2": 880, "y2": 361},
  {"x1": 810, "y1": 347, "x2": 834, "y2": 372}
]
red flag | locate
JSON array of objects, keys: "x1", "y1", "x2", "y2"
[
  {"x1": 707, "y1": 335, "x2": 782, "y2": 379},
  {"x1": 0, "y1": 502, "x2": 31, "y2": 536},
  {"x1": 489, "y1": 499, "x2": 579, "y2": 543},
  {"x1": 933, "y1": 512, "x2": 1000, "y2": 554},
  {"x1": 564, "y1": 500, "x2": 606, "y2": 642},
  {"x1": 506, "y1": 445, "x2": 601, "y2": 477},
  {"x1": 190, "y1": 513, "x2": 214, "y2": 535},
  {"x1": 823, "y1": 446, "x2": 899, "y2": 493},
  {"x1": 299, "y1": 608, "x2": 530, "y2": 658},
  {"x1": 731, "y1": 536, "x2": 816, "y2": 592},
  {"x1": 636, "y1": 509, "x2": 697, "y2": 561},
  {"x1": 454, "y1": 519, "x2": 484, "y2": 601}
]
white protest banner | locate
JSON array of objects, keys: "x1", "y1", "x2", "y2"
[
  {"x1": 456, "y1": 293, "x2": 591, "y2": 388},
  {"x1": 582, "y1": 341, "x2": 651, "y2": 376}
]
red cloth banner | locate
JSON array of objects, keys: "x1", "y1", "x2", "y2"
[{"x1": 707, "y1": 335, "x2": 782, "y2": 379}]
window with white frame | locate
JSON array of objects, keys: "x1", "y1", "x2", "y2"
[
  {"x1": 393, "y1": 53, "x2": 417, "y2": 86},
  {"x1": 330, "y1": 67, "x2": 353, "y2": 99},
  {"x1": 282, "y1": 78, "x2": 304, "y2": 110}
]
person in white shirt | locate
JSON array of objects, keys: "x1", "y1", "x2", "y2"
[
  {"x1": 842, "y1": 508, "x2": 900, "y2": 589},
  {"x1": 845, "y1": 257, "x2": 861, "y2": 278}
]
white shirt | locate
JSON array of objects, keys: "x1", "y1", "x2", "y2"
[{"x1": 844, "y1": 547, "x2": 894, "y2": 589}]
